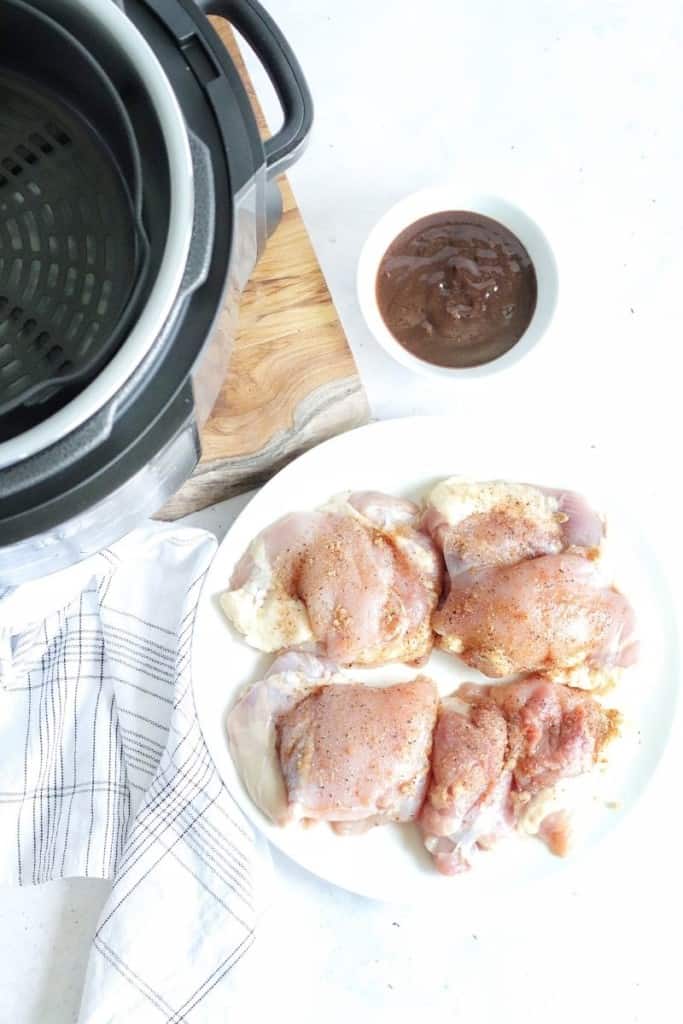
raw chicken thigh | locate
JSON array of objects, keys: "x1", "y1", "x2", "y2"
[
  {"x1": 221, "y1": 491, "x2": 441, "y2": 666},
  {"x1": 423, "y1": 477, "x2": 605, "y2": 574},
  {"x1": 227, "y1": 652, "x2": 438, "y2": 831},
  {"x1": 434, "y1": 553, "x2": 638, "y2": 686},
  {"x1": 419, "y1": 693, "x2": 510, "y2": 876},
  {"x1": 420, "y1": 677, "x2": 620, "y2": 874},
  {"x1": 423, "y1": 479, "x2": 637, "y2": 686},
  {"x1": 226, "y1": 651, "x2": 337, "y2": 825}
]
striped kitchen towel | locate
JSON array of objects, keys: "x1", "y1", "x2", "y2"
[{"x1": 0, "y1": 524, "x2": 259, "y2": 1022}]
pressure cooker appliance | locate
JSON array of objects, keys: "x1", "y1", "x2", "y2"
[{"x1": 0, "y1": 0, "x2": 312, "y2": 584}]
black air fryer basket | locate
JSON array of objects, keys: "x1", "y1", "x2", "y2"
[
  {"x1": 0, "y1": 0, "x2": 149, "y2": 417},
  {"x1": 0, "y1": 0, "x2": 313, "y2": 585}
]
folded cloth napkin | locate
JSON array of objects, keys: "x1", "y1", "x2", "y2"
[{"x1": 0, "y1": 523, "x2": 258, "y2": 1022}]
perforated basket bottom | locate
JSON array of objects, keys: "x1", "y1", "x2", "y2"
[{"x1": 0, "y1": 73, "x2": 141, "y2": 413}]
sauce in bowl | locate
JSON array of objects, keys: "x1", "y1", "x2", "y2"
[{"x1": 375, "y1": 211, "x2": 537, "y2": 368}]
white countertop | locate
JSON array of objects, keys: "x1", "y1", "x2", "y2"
[{"x1": 2, "y1": 1, "x2": 682, "y2": 1020}]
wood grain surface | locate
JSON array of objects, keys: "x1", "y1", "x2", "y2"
[{"x1": 158, "y1": 20, "x2": 368, "y2": 519}]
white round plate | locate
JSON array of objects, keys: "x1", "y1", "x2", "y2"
[{"x1": 192, "y1": 417, "x2": 679, "y2": 903}]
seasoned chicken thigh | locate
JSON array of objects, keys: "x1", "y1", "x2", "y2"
[
  {"x1": 422, "y1": 477, "x2": 604, "y2": 575},
  {"x1": 279, "y1": 673, "x2": 438, "y2": 833},
  {"x1": 420, "y1": 677, "x2": 620, "y2": 874},
  {"x1": 227, "y1": 652, "x2": 438, "y2": 831},
  {"x1": 226, "y1": 651, "x2": 337, "y2": 825},
  {"x1": 423, "y1": 476, "x2": 635, "y2": 686},
  {"x1": 419, "y1": 693, "x2": 510, "y2": 875},
  {"x1": 221, "y1": 492, "x2": 441, "y2": 666},
  {"x1": 433, "y1": 553, "x2": 638, "y2": 686},
  {"x1": 488, "y1": 677, "x2": 620, "y2": 795}
]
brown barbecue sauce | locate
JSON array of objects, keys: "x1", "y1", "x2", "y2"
[{"x1": 376, "y1": 211, "x2": 537, "y2": 368}]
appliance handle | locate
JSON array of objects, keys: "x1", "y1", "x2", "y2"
[{"x1": 196, "y1": 0, "x2": 312, "y2": 178}]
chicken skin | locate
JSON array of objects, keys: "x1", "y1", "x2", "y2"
[
  {"x1": 419, "y1": 693, "x2": 510, "y2": 875},
  {"x1": 227, "y1": 653, "x2": 438, "y2": 832},
  {"x1": 422, "y1": 477, "x2": 605, "y2": 575},
  {"x1": 221, "y1": 492, "x2": 442, "y2": 666},
  {"x1": 433, "y1": 553, "x2": 638, "y2": 687},
  {"x1": 279, "y1": 673, "x2": 438, "y2": 833},
  {"x1": 420, "y1": 677, "x2": 620, "y2": 874},
  {"x1": 423, "y1": 479, "x2": 637, "y2": 686},
  {"x1": 226, "y1": 652, "x2": 337, "y2": 825}
]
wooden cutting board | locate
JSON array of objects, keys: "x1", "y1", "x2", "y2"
[{"x1": 159, "y1": 22, "x2": 368, "y2": 519}]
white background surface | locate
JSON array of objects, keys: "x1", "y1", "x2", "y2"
[{"x1": 1, "y1": 0, "x2": 682, "y2": 1020}]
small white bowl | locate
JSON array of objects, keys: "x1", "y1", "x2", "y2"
[{"x1": 357, "y1": 186, "x2": 559, "y2": 380}]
